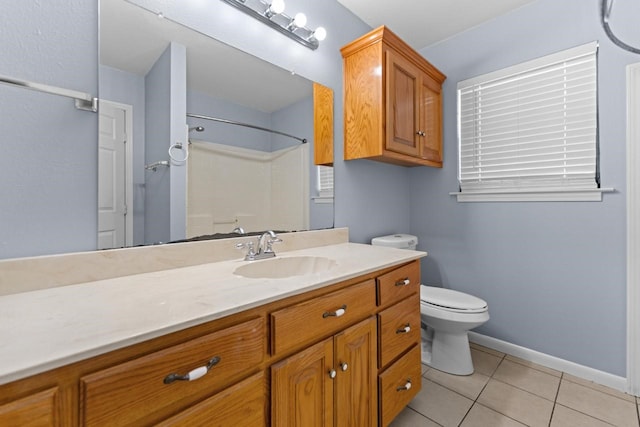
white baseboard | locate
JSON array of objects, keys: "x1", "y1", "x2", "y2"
[{"x1": 468, "y1": 332, "x2": 629, "y2": 394}]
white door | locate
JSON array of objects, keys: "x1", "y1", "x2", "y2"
[{"x1": 98, "y1": 102, "x2": 127, "y2": 249}]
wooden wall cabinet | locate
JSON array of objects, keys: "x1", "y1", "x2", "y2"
[
  {"x1": 341, "y1": 26, "x2": 446, "y2": 167},
  {"x1": 0, "y1": 260, "x2": 422, "y2": 426}
]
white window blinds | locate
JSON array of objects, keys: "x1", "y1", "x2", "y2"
[
  {"x1": 457, "y1": 42, "x2": 599, "y2": 195},
  {"x1": 317, "y1": 165, "x2": 334, "y2": 196}
]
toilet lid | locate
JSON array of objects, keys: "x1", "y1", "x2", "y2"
[{"x1": 420, "y1": 286, "x2": 488, "y2": 312}]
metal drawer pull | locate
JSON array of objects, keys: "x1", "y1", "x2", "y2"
[
  {"x1": 329, "y1": 369, "x2": 337, "y2": 379},
  {"x1": 340, "y1": 362, "x2": 348, "y2": 372},
  {"x1": 395, "y1": 278, "x2": 410, "y2": 287},
  {"x1": 397, "y1": 379, "x2": 412, "y2": 391},
  {"x1": 396, "y1": 324, "x2": 411, "y2": 334},
  {"x1": 163, "y1": 356, "x2": 221, "y2": 384},
  {"x1": 323, "y1": 304, "x2": 347, "y2": 318}
]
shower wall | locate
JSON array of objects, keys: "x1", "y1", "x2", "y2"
[{"x1": 187, "y1": 141, "x2": 308, "y2": 236}]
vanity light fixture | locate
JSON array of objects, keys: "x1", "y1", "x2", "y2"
[{"x1": 220, "y1": 0, "x2": 327, "y2": 50}]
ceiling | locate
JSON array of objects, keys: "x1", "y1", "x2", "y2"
[{"x1": 337, "y1": 0, "x2": 539, "y2": 51}]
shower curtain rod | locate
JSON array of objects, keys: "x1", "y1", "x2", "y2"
[
  {"x1": 187, "y1": 113, "x2": 307, "y2": 144},
  {"x1": 0, "y1": 74, "x2": 97, "y2": 112}
]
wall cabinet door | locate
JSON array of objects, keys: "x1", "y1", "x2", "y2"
[
  {"x1": 419, "y1": 78, "x2": 443, "y2": 164},
  {"x1": 386, "y1": 50, "x2": 421, "y2": 158}
]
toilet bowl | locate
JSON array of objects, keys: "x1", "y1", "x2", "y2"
[
  {"x1": 370, "y1": 234, "x2": 490, "y2": 375},
  {"x1": 420, "y1": 285, "x2": 489, "y2": 375}
]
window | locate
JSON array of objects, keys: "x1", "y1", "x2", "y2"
[
  {"x1": 315, "y1": 165, "x2": 334, "y2": 203},
  {"x1": 455, "y1": 42, "x2": 604, "y2": 202}
]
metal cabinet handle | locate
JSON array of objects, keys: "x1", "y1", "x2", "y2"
[
  {"x1": 323, "y1": 304, "x2": 347, "y2": 318},
  {"x1": 396, "y1": 323, "x2": 411, "y2": 334},
  {"x1": 416, "y1": 130, "x2": 425, "y2": 137},
  {"x1": 395, "y1": 278, "x2": 410, "y2": 287},
  {"x1": 397, "y1": 379, "x2": 412, "y2": 391},
  {"x1": 329, "y1": 369, "x2": 337, "y2": 379},
  {"x1": 340, "y1": 362, "x2": 348, "y2": 372},
  {"x1": 163, "y1": 356, "x2": 220, "y2": 384}
]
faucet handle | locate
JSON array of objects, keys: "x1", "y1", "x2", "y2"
[
  {"x1": 265, "y1": 237, "x2": 282, "y2": 253},
  {"x1": 235, "y1": 241, "x2": 256, "y2": 257}
]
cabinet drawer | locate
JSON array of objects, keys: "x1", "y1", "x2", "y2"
[
  {"x1": 271, "y1": 280, "x2": 376, "y2": 355},
  {"x1": 0, "y1": 387, "x2": 59, "y2": 427},
  {"x1": 378, "y1": 294, "x2": 421, "y2": 369},
  {"x1": 81, "y1": 317, "x2": 265, "y2": 427},
  {"x1": 376, "y1": 261, "x2": 419, "y2": 307},
  {"x1": 157, "y1": 372, "x2": 266, "y2": 427},
  {"x1": 378, "y1": 345, "x2": 422, "y2": 427}
]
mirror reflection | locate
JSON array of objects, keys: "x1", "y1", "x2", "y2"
[{"x1": 100, "y1": 0, "x2": 333, "y2": 248}]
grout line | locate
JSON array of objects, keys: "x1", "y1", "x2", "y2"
[
  {"x1": 456, "y1": 353, "x2": 507, "y2": 426},
  {"x1": 405, "y1": 406, "x2": 444, "y2": 427},
  {"x1": 548, "y1": 372, "x2": 564, "y2": 427}
]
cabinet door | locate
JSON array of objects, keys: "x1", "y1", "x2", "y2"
[
  {"x1": 272, "y1": 338, "x2": 334, "y2": 427},
  {"x1": 334, "y1": 317, "x2": 377, "y2": 427},
  {"x1": 0, "y1": 388, "x2": 59, "y2": 427},
  {"x1": 419, "y1": 77, "x2": 443, "y2": 164},
  {"x1": 385, "y1": 49, "x2": 421, "y2": 157}
]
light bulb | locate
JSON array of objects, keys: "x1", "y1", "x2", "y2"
[
  {"x1": 265, "y1": 0, "x2": 285, "y2": 18},
  {"x1": 293, "y1": 12, "x2": 307, "y2": 28},
  {"x1": 312, "y1": 26, "x2": 327, "y2": 41},
  {"x1": 270, "y1": 0, "x2": 285, "y2": 15}
]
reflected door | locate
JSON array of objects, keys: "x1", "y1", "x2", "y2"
[{"x1": 98, "y1": 101, "x2": 127, "y2": 249}]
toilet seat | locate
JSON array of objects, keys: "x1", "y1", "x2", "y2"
[{"x1": 420, "y1": 286, "x2": 488, "y2": 314}]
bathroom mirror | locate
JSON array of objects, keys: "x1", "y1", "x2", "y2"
[
  {"x1": 0, "y1": 0, "x2": 334, "y2": 260},
  {"x1": 100, "y1": 0, "x2": 334, "y2": 248}
]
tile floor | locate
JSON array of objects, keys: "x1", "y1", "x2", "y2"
[{"x1": 391, "y1": 343, "x2": 640, "y2": 427}]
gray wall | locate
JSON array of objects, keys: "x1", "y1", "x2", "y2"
[
  {"x1": 144, "y1": 43, "x2": 187, "y2": 245},
  {"x1": 0, "y1": 1, "x2": 98, "y2": 259},
  {"x1": 414, "y1": 0, "x2": 639, "y2": 376}
]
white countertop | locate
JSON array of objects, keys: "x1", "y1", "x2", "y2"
[{"x1": 0, "y1": 242, "x2": 425, "y2": 385}]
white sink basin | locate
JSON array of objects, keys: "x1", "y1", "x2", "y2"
[{"x1": 233, "y1": 256, "x2": 337, "y2": 279}]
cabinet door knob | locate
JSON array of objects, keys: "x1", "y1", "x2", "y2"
[
  {"x1": 329, "y1": 369, "x2": 337, "y2": 379},
  {"x1": 396, "y1": 323, "x2": 411, "y2": 334},
  {"x1": 163, "y1": 356, "x2": 221, "y2": 384},
  {"x1": 416, "y1": 130, "x2": 425, "y2": 136},
  {"x1": 340, "y1": 362, "x2": 348, "y2": 372},
  {"x1": 396, "y1": 379, "x2": 412, "y2": 391},
  {"x1": 395, "y1": 278, "x2": 410, "y2": 287},
  {"x1": 323, "y1": 304, "x2": 347, "y2": 318}
]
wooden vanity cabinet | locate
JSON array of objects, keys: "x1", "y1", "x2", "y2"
[
  {"x1": 0, "y1": 387, "x2": 60, "y2": 427},
  {"x1": 341, "y1": 26, "x2": 446, "y2": 167},
  {"x1": 0, "y1": 259, "x2": 422, "y2": 427}
]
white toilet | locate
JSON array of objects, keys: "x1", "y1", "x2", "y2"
[{"x1": 371, "y1": 234, "x2": 490, "y2": 376}]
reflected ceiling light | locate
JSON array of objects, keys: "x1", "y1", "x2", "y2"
[
  {"x1": 220, "y1": 0, "x2": 327, "y2": 50},
  {"x1": 265, "y1": 0, "x2": 285, "y2": 18}
]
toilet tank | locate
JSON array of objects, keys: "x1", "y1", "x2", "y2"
[{"x1": 371, "y1": 234, "x2": 418, "y2": 251}]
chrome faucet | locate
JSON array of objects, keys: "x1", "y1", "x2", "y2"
[{"x1": 236, "y1": 230, "x2": 282, "y2": 261}]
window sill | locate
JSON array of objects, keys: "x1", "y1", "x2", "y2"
[
  {"x1": 449, "y1": 187, "x2": 615, "y2": 202},
  {"x1": 312, "y1": 196, "x2": 334, "y2": 204}
]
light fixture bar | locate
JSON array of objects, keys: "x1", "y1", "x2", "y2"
[{"x1": 220, "y1": 0, "x2": 322, "y2": 50}]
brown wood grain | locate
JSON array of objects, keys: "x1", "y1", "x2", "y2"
[
  {"x1": 156, "y1": 372, "x2": 266, "y2": 427},
  {"x1": 80, "y1": 317, "x2": 265, "y2": 427},
  {"x1": 271, "y1": 338, "x2": 334, "y2": 426},
  {"x1": 0, "y1": 387, "x2": 59, "y2": 427},
  {"x1": 334, "y1": 317, "x2": 378, "y2": 427},
  {"x1": 270, "y1": 279, "x2": 376, "y2": 356},
  {"x1": 313, "y1": 82, "x2": 334, "y2": 166},
  {"x1": 378, "y1": 345, "x2": 422, "y2": 427},
  {"x1": 376, "y1": 261, "x2": 420, "y2": 308},
  {"x1": 378, "y1": 294, "x2": 421, "y2": 369}
]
